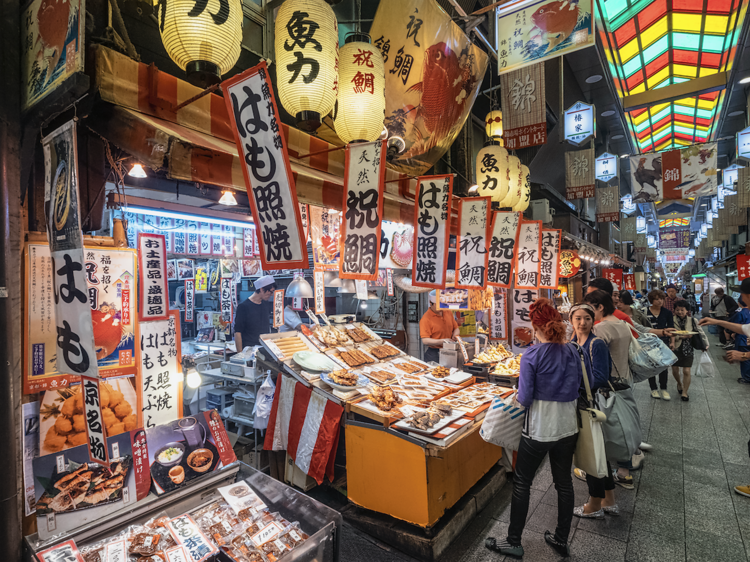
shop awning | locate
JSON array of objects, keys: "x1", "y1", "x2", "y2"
[{"x1": 90, "y1": 45, "x2": 417, "y2": 224}]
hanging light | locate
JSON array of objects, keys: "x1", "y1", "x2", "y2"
[
  {"x1": 503, "y1": 156, "x2": 523, "y2": 209},
  {"x1": 689, "y1": 249, "x2": 695, "y2": 257},
  {"x1": 513, "y1": 165, "x2": 531, "y2": 213},
  {"x1": 476, "y1": 143, "x2": 509, "y2": 203},
  {"x1": 636, "y1": 216, "x2": 646, "y2": 233},
  {"x1": 155, "y1": 0, "x2": 242, "y2": 87},
  {"x1": 485, "y1": 110, "x2": 503, "y2": 140},
  {"x1": 186, "y1": 369, "x2": 202, "y2": 389},
  {"x1": 334, "y1": 34, "x2": 386, "y2": 144},
  {"x1": 218, "y1": 190, "x2": 238, "y2": 206},
  {"x1": 468, "y1": 184, "x2": 478, "y2": 193},
  {"x1": 128, "y1": 163, "x2": 147, "y2": 178},
  {"x1": 275, "y1": 0, "x2": 339, "y2": 131},
  {"x1": 286, "y1": 275, "x2": 314, "y2": 298}
]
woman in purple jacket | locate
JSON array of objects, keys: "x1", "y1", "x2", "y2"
[{"x1": 489, "y1": 299, "x2": 593, "y2": 558}]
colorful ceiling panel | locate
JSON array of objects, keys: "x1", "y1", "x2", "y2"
[
  {"x1": 659, "y1": 218, "x2": 691, "y2": 228},
  {"x1": 596, "y1": 0, "x2": 748, "y2": 153}
]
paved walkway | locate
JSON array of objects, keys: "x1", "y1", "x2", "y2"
[{"x1": 436, "y1": 331, "x2": 750, "y2": 562}]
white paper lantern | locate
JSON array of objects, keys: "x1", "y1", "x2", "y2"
[
  {"x1": 499, "y1": 155, "x2": 522, "y2": 208},
  {"x1": 513, "y1": 165, "x2": 531, "y2": 212},
  {"x1": 334, "y1": 35, "x2": 386, "y2": 143},
  {"x1": 156, "y1": 0, "x2": 243, "y2": 85},
  {"x1": 485, "y1": 110, "x2": 503, "y2": 140},
  {"x1": 476, "y1": 143, "x2": 509, "y2": 203},
  {"x1": 275, "y1": 0, "x2": 339, "y2": 130}
]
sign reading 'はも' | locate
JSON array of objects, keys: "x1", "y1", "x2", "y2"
[{"x1": 412, "y1": 175, "x2": 453, "y2": 289}]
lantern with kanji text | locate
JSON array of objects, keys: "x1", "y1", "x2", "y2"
[{"x1": 476, "y1": 142, "x2": 509, "y2": 203}]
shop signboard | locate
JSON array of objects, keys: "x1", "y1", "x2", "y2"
[
  {"x1": 514, "y1": 220, "x2": 542, "y2": 289},
  {"x1": 558, "y1": 250, "x2": 580, "y2": 278},
  {"x1": 624, "y1": 273, "x2": 635, "y2": 291},
  {"x1": 539, "y1": 229, "x2": 561, "y2": 289},
  {"x1": 596, "y1": 186, "x2": 620, "y2": 223},
  {"x1": 659, "y1": 228, "x2": 690, "y2": 249},
  {"x1": 211, "y1": 224, "x2": 222, "y2": 256},
  {"x1": 738, "y1": 255, "x2": 750, "y2": 281},
  {"x1": 223, "y1": 224, "x2": 234, "y2": 256},
  {"x1": 565, "y1": 148, "x2": 595, "y2": 200},
  {"x1": 139, "y1": 311, "x2": 182, "y2": 429},
  {"x1": 595, "y1": 152, "x2": 618, "y2": 183},
  {"x1": 222, "y1": 61, "x2": 309, "y2": 270},
  {"x1": 634, "y1": 233, "x2": 648, "y2": 254},
  {"x1": 602, "y1": 268, "x2": 623, "y2": 290},
  {"x1": 456, "y1": 197, "x2": 490, "y2": 289},
  {"x1": 25, "y1": 244, "x2": 138, "y2": 393},
  {"x1": 184, "y1": 280, "x2": 194, "y2": 323},
  {"x1": 512, "y1": 289, "x2": 537, "y2": 354},
  {"x1": 564, "y1": 101, "x2": 595, "y2": 146},
  {"x1": 173, "y1": 220, "x2": 186, "y2": 254},
  {"x1": 138, "y1": 233, "x2": 169, "y2": 321},
  {"x1": 310, "y1": 207, "x2": 341, "y2": 270},
  {"x1": 621, "y1": 216, "x2": 637, "y2": 242},
  {"x1": 487, "y1": 211, "x2": 520, "y2": 288},
  {"x1": 199, "y1": 222, "x2": 211, "y2": 255},
  {"x1": 738, "y1": 125, "x2": 750, "y2": 163},
  {"x1": 499, "y1": 62, "x2": 546, "y2": 149},
  {"x1": 412, "y1": 175, "x2": 454, "y2": 289},
  {"x1": 495, "y1": 0, "x2": 594, "y2": 74},
  {"x1": 490, "y1": 288, "x2": 508, "y2": 341},
  {"x1": 724, "y1": 163, "x2": 743, "y2": 190},
  {"x1": 340, "y1": 140, "x2": 387, "y2": 280},
  {"x1": 186, "y1": 221, "x2": 199, "y2": 255},
  {"x1": 220, "y1": 278, "x2": 233, "y2": 322}
]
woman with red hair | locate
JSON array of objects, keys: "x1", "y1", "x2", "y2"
[{"x1": 488, "y1": 299, "x2": 592, "y2": 559}]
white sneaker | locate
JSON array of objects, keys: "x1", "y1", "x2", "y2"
[
  {"x1": 639, "y1": 442, "x2": 653, "y2": 452},
  {"x1": 651, "y1": 390, "x2": 661, "y2": 399},
  {"x1": 660, "y1": 389, "x2": 671, "y2": 400},
  {"x1": 631, "y1": 450, "x2": 645, "y2": 470}
]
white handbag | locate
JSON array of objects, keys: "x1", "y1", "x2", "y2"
[
  {"x1": 572, "y1": 343, "x2": 608, "y2": 478},
  {"x1": 480, "y1": 389, "x2": 526, "y2": 451}
]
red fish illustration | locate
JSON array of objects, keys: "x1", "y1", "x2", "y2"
[
  {"x1": 35, "y1": 0, "x2": 71, "y2": 80},
  {"x1": 91, "y1": 303, "x2": 124, "y2": 360},
  {"x1": 530, "y1": 0, "x2": 580, "y2": 53}
]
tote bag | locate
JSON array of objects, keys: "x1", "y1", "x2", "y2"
[
  {"x1": 480, "y1": 391, "x2": 526, "y2": 451},
  {"x1": 572, "y1": 344, "x2": 608, "y2": 478},
  {"x1": 628, "y1": 329, "x2": 677, "y2": 383},
  {"x1": 595, "y1": 381, "x2": 642, "y2": 463}
]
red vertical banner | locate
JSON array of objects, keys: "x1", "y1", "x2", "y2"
[
  {"x1": 412, "y1": 175, "x2": 454, "y2": 289},
  {"x1": 455, "y1": 196, "x2": 491, "y2": 290},
  {"x1": 602, "y1": 268, "x2": 623, "y2": 290},
  {"x1": 624, "y1": 274, "x2": 636, "y2": 291},
  {"x1": 514, "y1": 220, "x2": 543, "y2": 289},
  {"x1": 203, "y1": 410, "x2": 237, "y2": 466},
  {"x1": 129, "y1": 428, "x2": 151, "y2": 501},
  {"x1": 662, "y1": 149, "x2": 682, "y2": 199},
  {"x1": 738, "y1": 255, "x2": 750, "y2": 280}
]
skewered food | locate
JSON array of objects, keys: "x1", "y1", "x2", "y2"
[
  {"x1": 365, "y1": 370, "x2": 397, "y2": 384},
  {"x1": 339, "y1": 349, "x2": 375, "y2": 367},
  {"x1": 392, "y1": 361, "x2": 425, "y2": 374},
  {"x1": 474, "y1": 345, "x2": 512, "y2": 364},
  {"x1": 370, "y1": 344, "x2": 400, "y2": 359},
  {"x1": 329, "y1": 370, "x2": 358, "y2": 386},
  {"x1": 313, "y1": 326, "x2": 352, "y2": 346},
  {"x1": 369, "y1": 386, "x2": 402, "y2": 411},
  {"x1": 347, "y1": 327, "x2": 371, "y2": 342},
  {"x1": 271, "y1": 337, "x2": 309, "y2": 356},
  {"x1": 429, "y1": 366, "x2": 451, "y2": 379}
]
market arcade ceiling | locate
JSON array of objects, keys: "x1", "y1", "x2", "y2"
[{"x1": 596, "y1": 0, "x2": 749, "y2": 153}]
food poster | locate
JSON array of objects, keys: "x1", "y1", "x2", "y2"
[
  {"x1": 438, "y1": 287, "x2": 469, "y2": 309},
  {"x1": 194, "y1": 263, "x2": 209, "y2": 292},
  {"x1": 40, "y1": 377, "x2": 138, "y2": 457},
  {"x1": 145, "y1": 411, "x2": 236, "y2": 495},
  {"x1": 379, "y1": 221, "x2": 414, "y2": 269},
  {"x1": 24, "y1": 244, "x2": 138, "y2": 393},
  {"x1": 241, "y1": 258, "x2": 263, "y2": 277},
  {"x1": 167, "y1": 259, "x2": 177, "y2": 280},
  {"x1": 495, "y1": 0, "x2": 594, "y2": 74},
  {"x1": 33, "y1": 431, "x2": 136, "y2": 540},
  {"x1": 310, "y1": 206, "x2": 341, "y2": 270},
  {"x1": 23, "y1": 401, "x2": 40, "y2": 516},
  {"x1": 512, "y1": 288, "x2": 537, "y2": 354},
  {"x1": 176, "y1": 258, "x2": 194, "y2": 280}
]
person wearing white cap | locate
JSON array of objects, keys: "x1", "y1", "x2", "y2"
[
  {"x1": 234, "y1": 275, "x2": 276, "y2": 350},
  {"x1": 419, "y1": 290, "x2": 459, "y2": 363}
]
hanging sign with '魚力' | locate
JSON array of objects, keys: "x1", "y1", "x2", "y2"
[
  {"x1": 222, "y1": 62, "x2": 309, "y2": 270},
  {"x1": 565, "y1": 148, "x2": 595, "y2": 200},
  {"x1": 499, "y1": 62, "x2": 547, "y2": 149},
  {"x1": 42, "y1": 120, "x2": 98, "y2": 379},
  {"x1": 412, "y1": 175, "x2": 454, "y2": 289},
  {"x1": 487, "y1": 211, "x2": 520, "y2": 289},
  {"x1": 456, "y1": 197, "x2": 490, "y2": 290},
  {"x1": 340, "y1": 140, "x2": 387, "y2": 280},
  {"x1": 539, "y1": 229, "x2": 561, "y2": 289},
  {"x1": 514, "y1": 220, "x2": 542, "y2": 289},
  {"x1": 138, "y1": 233, "x2": 169, "y2": 321}
]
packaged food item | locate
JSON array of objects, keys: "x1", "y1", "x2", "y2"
[
  {"x1": 128, "y1": 532, "x2": 162, "y2": 556},
  {"x1": 279, "y1": 522, "x2": 309, "y2": 549}
]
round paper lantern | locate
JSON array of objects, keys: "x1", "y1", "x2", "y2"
[
  {"x1": 334, "y1": 35, "x2": 386, "y2": 143},
  {"x1": 476, "y1": 143, "x2": 509, "y2": 203},
  {"x1": 559, "y1": 250, "x2": 581, "y2": 278},
  {"x1": 513, "y1": 165, "x2": 531, "y2": 212},
  {"x1": 499, "y1": 155, "x2": 522, "y2": 208},
  {"x1": 275, "y1": 0, "x2": 339, "y2": 131},
  {"x1": 485, "y1": 110, "x2": 503, "y2": 140},
  {"x1": 157, "y1": 0, "x2": 243, "y2": 86}
]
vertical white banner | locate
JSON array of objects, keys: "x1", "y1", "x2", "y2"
[
  {"x1": 184, "y1": 280, "x2": 194, "y2": 323},
  {"x1": 514, "y1": 220, "x2": 542, "y2": 289},
  {"x1": 314, "y1": 270, "x2": 325, "y2": 314},
  {"x1": 139, "y1": 312, "x2": 182, "y2": 428},
  {"x1": 412, "y1": 175, "x2": 454, "y2": 289},
  {"x1": 273, "y1": 290, "x2": 285, "y2": 328},
  {"x1": 488, "y1": 211, "x2": 520, "y2": 289},
  {"x1": 81, "y1": 375, "x2": 109, "y2": 465},
  {"x1": 490, "y1": 288, "x2": 508, "y2": 340},
  {"x1": 512, "y1": 289, "x2": 538, "y2": 355},
  {"x1": 138, "y1": 233, "x2": 169, "y2": 321},
  {"x1": 539, "y1": 229, "x2": 561, "y2": 289},
  {"x1": 456, "y1": 196, "x2": 490, "y2": 289},
  {"x1": 220, "y1": 278, "x2": 233, "y2": 322}
]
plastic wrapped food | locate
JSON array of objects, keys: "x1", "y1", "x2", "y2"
[{"x1": 128, "y1": 532, "x2": 162, "y2": 556}]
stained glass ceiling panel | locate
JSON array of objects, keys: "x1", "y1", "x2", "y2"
[{"x1": 596, "y1": 0, "x2": 748, "y2": 153}]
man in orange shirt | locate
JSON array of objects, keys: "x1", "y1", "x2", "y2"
[{"x1": 420, "y1": 290, "x2": 460, "y2": 363}]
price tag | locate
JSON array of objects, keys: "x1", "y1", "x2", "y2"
[
  {"x1": 355, "y1": 279, "x2": 368, "y2": 300},
  {"x1": 305, "y1": 309, "x2": 320, "y2": 326},
  {"x1": 105, "y1": 539, "x2": 127, "y2": 562},
  {"x1": 251, "y1": 521, "x2": 284, "y2": 546},
  {"x1": 111, "y1": 442, "x2": 120, "y2": 459},
  {"x1": 320, "y1": 313, "x2": 331, "y2": 326},
  {"x1": 455, "y1": 337, "x2": 469, "y2": 363},
  {"x1": 164, "y1": 546, "x2": 191, "y2": 562},
  {"x1": 474, "y1": 338, "x2": 480, "y2": 357},
  {"x1": 46, "y1": 513, "x2": 56, "y2": 533},
  {"x1": 56, "y1": 455, "x2": 65, "y2": 474}
]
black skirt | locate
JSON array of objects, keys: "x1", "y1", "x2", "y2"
[{"x1": 673, "y1": 340, "x2": 694, "y2": 368}]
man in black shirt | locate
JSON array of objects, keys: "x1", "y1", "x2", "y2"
[{"x1": 234, "y1": 275, "x2": 276, "y2": 350}]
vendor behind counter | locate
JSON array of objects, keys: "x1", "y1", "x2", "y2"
[{"x1": 420, "y1": 290, "x2": 459, "y2": 363}]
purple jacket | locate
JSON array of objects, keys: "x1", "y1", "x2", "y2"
[{"x1": 517, "y1": 342, "x2": 592, "y2": 408}]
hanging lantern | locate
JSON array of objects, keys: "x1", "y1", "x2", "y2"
[
  {"x1": 333, "y1": 34, "x2": 386, "y2": 143},
  {"x1": 476, "y1": 142, "x2": 509, "y2": 203},
  {"x1": 513, "y1": 165, "x2": 531, "y2": 213},
  {"x1": 499, "y1": 155, "x2": 522, "y2": 208},
  {"x1": 275, "y1": 0, "x2": 339, "y2": 131},
  {"x1": 485, "y1": 110, "x2": 503, "y2": 140},
  {"x1": 155, "y1": 0, "x2": 243, "y2": 87}
]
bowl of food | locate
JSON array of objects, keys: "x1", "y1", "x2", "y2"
[
  {"x1": 154, "y1": 442, "x2": 186, "y2": 467},
  {"x1": 187, "y1": 448, "x2": 214, "y2": 473}
]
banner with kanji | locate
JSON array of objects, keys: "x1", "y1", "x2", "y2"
[
  {"x1": 539, "y1": 229, "x2": 561, "y2": 289},
  {"x1": 658, "y1": 228, "x2": 690, "y2": 249},
  {"x1": 490, "y1": 288, "x2": 508, "y2": 341},
  {"x1": 412, "y1": 175, "x2": 453, "y2": 289},
  {"x1": 630, "y1": 143, "x2": 717, "y2": 202},
  {"x1": 456, "y1": 197, "x2": 490, "y2": 289},
  {"x1": 602, "y1": 268, "x2": 623, "y2": 291},
  {"x1": 596, "y1": 186, "x2": 620, "y2": 223},
  {"x1": 514, "y1": 220, "x2": 542, "y2": 289},
  {"x1": 499, "y1": 62, "x2": 546, "y2": 150},
  {"x1": 565, "y1": 148, "x2": 595, "y2": 200},
  {"x1": 738, "y1": 255, "x2": 750, "y2": 281},
  {"x1": 487, "y1": 211, "x2": 520, "y2": 289},
  {"x1": 621, "y1": 216, "x2": 636, "y2": 242},
  {"x1": 624, "y1": 274, "x2": 635, "y2": 291}
]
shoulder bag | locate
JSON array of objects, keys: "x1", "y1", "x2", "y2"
[
  {"x1": 595, "y1": 379, "x2": 642, "y2": 463},
  {"x1": 479, "y1": 388, "x2": 526, "y2": 451},
  {"x1": 688, "y1": 317, "x2": 704, "y2": 350},
  {"x1": 571, "y1": 343, "x2": 609, "y2": 478},
  {"x1": 626, "y1": 325, "x2": 678, "y2": 383}
]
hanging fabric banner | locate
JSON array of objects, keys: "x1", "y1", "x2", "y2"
[
  {"x1": 635, "y1": 233, "x2": 647, "y2": 254},
  {"x1": 300, "y1": 203, "x2": 310, "y2": 242},
  {"x1": 211, "y1": 224, "x2": 222, "y2": 256},
  {"x1": 220, "y1": 278, "x2": 233, "y2": 322},
  {"x1": 412, "y1": 175, "x2": 454, "y2": 289},
  {"x1": 514, "y1": 220, "x2": 542, "y2": 289},
  {"x1": 139, "y1": 311, "x2": 182, "y2": 428},
  {"x1": 512, "y1": 289, "x2": 537, "y2": 354},
  {"x1": 310, "y1": 207, "x2": 341, "y2": 270},
  {"x1": 596, "y1": 186, "x2": 620, "y2": 223},
  {"x1": 184, "y1": 279, "x2": 194, "y2": 323},
  {"x1": 340, "y1": 140, "x2": 387, "y2": 280},
  {"x1": 499, "y1": 62, "x2": 547, "y2": 149},
  {"x1": 490, "y1": 287, "x2": 508, "y2": 341},
  {"x1": 726, "y1": 193, "x2": 746, "y2": 229},
  {"x1": 661, "y1": 149, "x2": 682, "y2": 199},
  {"x1": 602, "y1": 268, "x2": 623, "y2": 290},
  {"x1": 456, "y1": 197, "x2": 490, "y2": 289},
  {"x1": 738, "y1": 167, "x2": 750, "y2": 208},
  {"x1": 624, "y1": 274, "x2": 635, "y2": 291},
  {"x1": 243, "y1": 228, "x2": 255, "y2": 258},
  {"x1": 629, "y1": 153, "x2": 662, "y2": 203},
  {"x1": 565, "y1": 148, "x2": 595, "y2": 200},
  {"x1": 314, "y1": 270, "x2": 325, "y2": 314},
  {"x1": 223, "y1": 224, "x2": 234, "y2": 256},
  {"x1": 42, "y1": 120, "x2": 98, "y2": 379},
  {"x1": 138, "y1": 233, "x2": 169, "y2": 321},
  {"x1": 539, "y1": 229, "x2": 561, "y2": 289},
  {"x1": 488, "y1": 211, "x2": 520, "y2": 289},
  {"x1": 222, "y1": 62, "x2": 309, "y2": 270},
  {"x1": 200, "y1": 222, "x2": 211, "y2": 255},
  {"x1": 173, "y1": 221, "x2": 186, "y2": 254},
  {"x1": 160, "y1": 218, "x2": 173, "y2": 252},
  {"x1": 387, "y1": 268, "x2": 395, "y2": 296},
  {"x1": 621, "y1": 216, "x2": 637, "y2": 242},
  {"x1": 738, "y1": 255, "x2": 750, "y2": 281}
]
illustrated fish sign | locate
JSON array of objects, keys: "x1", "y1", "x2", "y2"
[
  {"x1": 222, "y1": 62, "x2": 309, "y2": 270},
  {"x1": 412, "y1": 175, "x2": 454, "y2": 289},
  {"x1": 495, "y1": 0, "x2": 595, "y2": 74}
]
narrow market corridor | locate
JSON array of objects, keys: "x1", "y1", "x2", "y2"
[{"x1": 340, "y1": 331, "x2": 750, "y2": 562}]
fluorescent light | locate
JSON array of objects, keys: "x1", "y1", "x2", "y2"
[
  {"x1": 740, "y1": 77, "x2": 750, "y2": 84},
  {"x1": 122, "y1": 205, "x2": 254, "y2": 229},
  {"x1": 601, "y1": 110, "x2": 615, "y2": 117},
  {"x1": 729, "y1": 110, "x2": 744, "y2": 117},
  {"x1": 586, "y1": 75, "x2": 603, "y2": 83},
  {"x1": 620, "y1": 154, "x2": 629, "y2": 158},
  {"x1": 611, "y1": 134, "x2": 624, "y2": 140},
  {"x1": 128, "y1": 163, "x2": 147, "y2": 178},
  {"x1": 218, "y1": 191, "x2": 238, "y2": 206},
  {"x1": 468, "y1": 184, "x2": 478, "y2": 193}
]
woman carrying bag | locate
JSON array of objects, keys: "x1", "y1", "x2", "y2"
[
  {"x1": 487, "y1": 299, "x2": 592, "y2": 558},
  {"x1": 671, "y1": 299, "x2": 709, "y2": 400}
]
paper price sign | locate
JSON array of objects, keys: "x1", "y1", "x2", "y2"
[
  {"x1": 314, "y1": 270, "x2": 325, "y2": 314},
  {"x1": 273, "y1": 290, "x2": 285, "y2": 328}
]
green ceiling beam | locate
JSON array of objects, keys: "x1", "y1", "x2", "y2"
[{"x1": 623, "y1": 72, "x2": 727, "y2": 111}]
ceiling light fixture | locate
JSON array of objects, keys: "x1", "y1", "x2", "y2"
[
  {"x1": 218, "y1": 190, "x2": 238, "y2": 206},
  {"x1": 601, "y1": 110, "x2": 615, "y2": 117},
  {"x1": 586, "y1": 75, "x2": 603, "y2": 83},
  {"x1": 729, "y1": 110, "x2": 745, "y2": 117},
  {"x1": 740, "y1": 77, "x2": 750, "y2": 84},
  {"x1": 468, "y1": 184, "x2": 479, "y2": 193},
  {"x1": 128, "y1": 163, "x2": 147, "y2": 178},
  {"x1": 620, "y1": 154, "x2": 629, "y2": 158},
  {"x1": 611, "y1": 134, "x2": 624, "y2": 140}
]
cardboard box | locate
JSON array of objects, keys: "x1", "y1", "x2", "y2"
[{"x1": 439, "y1": 349, "x2": 459, "y2": 368}]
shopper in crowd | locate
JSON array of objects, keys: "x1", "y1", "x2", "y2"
[
  {"x1": 710, "y1": 287, "x2": 739, "y2": 349},
  {"x1": 671, "y1": 299, "x2": 709, "y2": 401},
  {"x1": 646, "y1": 289, "x2": 676, "y2": 400},
  {"x1": 419, "y1": 290, "x2": 459, "y2": 363},
  {"x1": 701, "y1": 290, "x2": 711, "y2": 317},
  {"x1": 234, "y1": 275, "x2": 276, "y2": 350},
  {"x1": 663, "y1": 284, "x2": 679, "y2": 313},
  {"x1": 569, "y1": 303, "x2": 619, "y2": 518},
  {"x1": 702, "y1": 279, "x2": 750, "y2": 384},
  {"x1": 488, "y1": 299, "x2": 589, "y2": 558},
  {"x1": 587, "y1": 279, "x2": 636, "y2": 330},
  {"x1": 617, "y1": 291, "x2": 652, "y2": 329}
]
